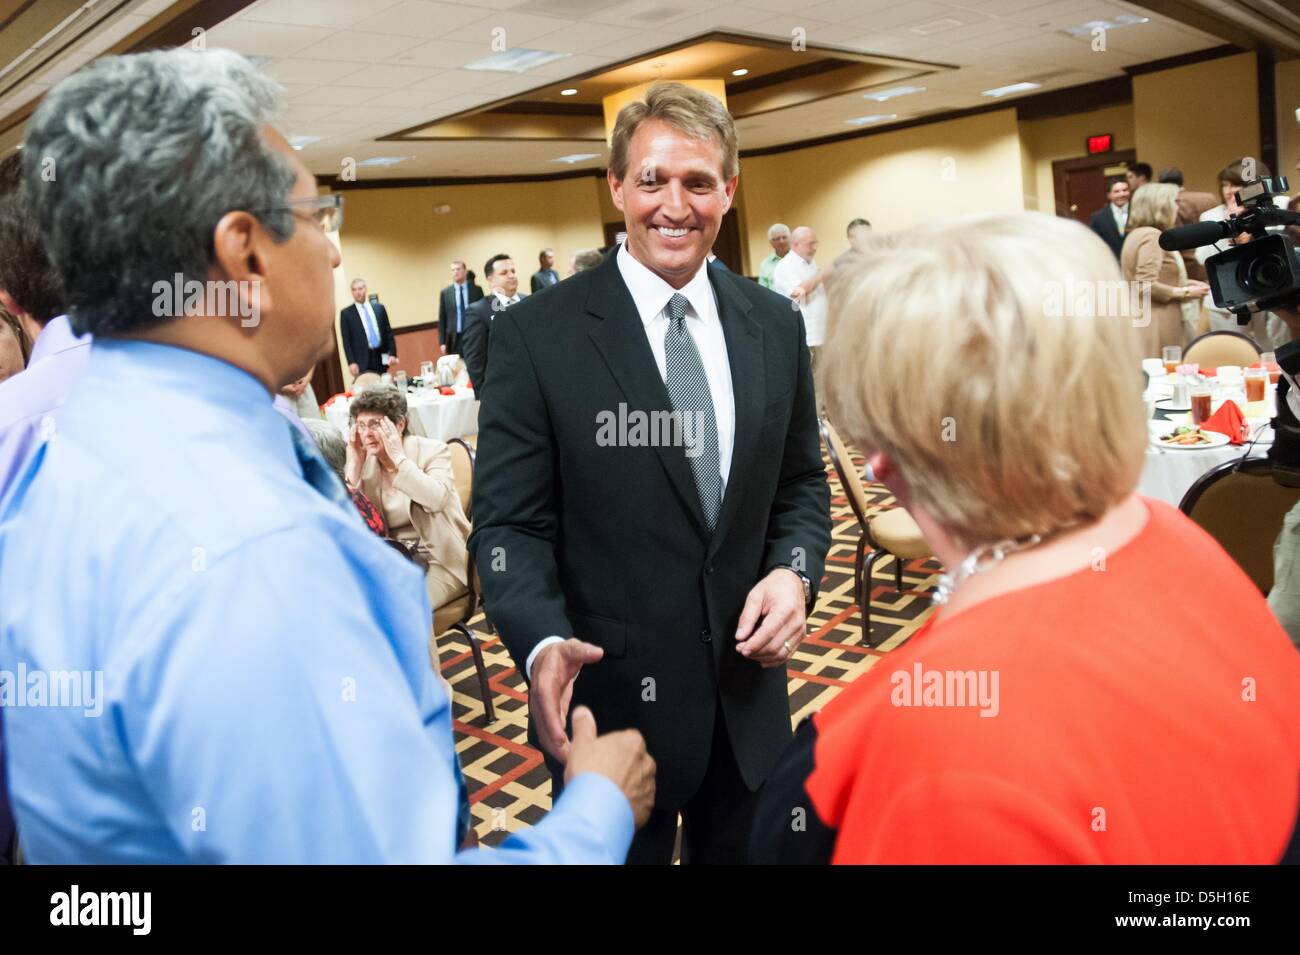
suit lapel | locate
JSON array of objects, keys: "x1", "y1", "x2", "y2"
[
  {"x1": 584, "y1": 254, "x2": 710, "y2": 540},
  {"x1": 708, "y1": 268, "x2": 762, "y2": 555}
]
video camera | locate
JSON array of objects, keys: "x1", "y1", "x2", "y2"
[{"x1": 1158, "y1": 176, "x2": 1300, "y2": 324}]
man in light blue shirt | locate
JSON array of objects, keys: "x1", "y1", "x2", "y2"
[{"x1": 0, "y1": 47, "x2": 652, "y2": 864}]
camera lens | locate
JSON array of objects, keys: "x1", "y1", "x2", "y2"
[{"x1": 1240, "y1": 252, "x2": 1289, "y2": 294}]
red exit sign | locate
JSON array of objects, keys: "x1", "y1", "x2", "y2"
[{"x1": 1087, "y1": 133, "x2": 1114, "y2": 154}]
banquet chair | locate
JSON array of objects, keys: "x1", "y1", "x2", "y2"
[
  {"x1": 431, "y1": 437, "x2": 496, "y2": 722},
  {"x1": 1179, "y1": 456, "x2": 1300, "y2": 593},
  {"x1": 819, "y1": 418, "x2": 934, "y2": 646},
  {"x1": 1184, "y1": 330, "x2": 1260, "y2": 369}
]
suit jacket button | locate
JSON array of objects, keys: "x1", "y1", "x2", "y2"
[
  {"x1": 705, "y1": 563, "x2": 715, "y2": 575},
  {"x1": 699, "y1": 629, "x2": 711, "y2": 643}
]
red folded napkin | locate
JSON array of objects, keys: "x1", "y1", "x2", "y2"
[
  {"x1": 439, "y1": 386, "x2": 456, "y2": 395},
  {"x1": 1200, "y1": 400, "x2": 1247, "y2": 445}
]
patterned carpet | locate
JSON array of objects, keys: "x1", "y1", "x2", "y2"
[{"x1": 436, "y1": 442, "x2": 945, "y2": 845}]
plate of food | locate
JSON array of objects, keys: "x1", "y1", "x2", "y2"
[{"x1": 1152, "y1": 425, "x2": 1230, "y2": 449}]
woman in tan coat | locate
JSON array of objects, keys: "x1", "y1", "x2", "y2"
[
  {"x1": 345, "y1": 385, "x2": 470, "y2": 610},
  {"x1": 1120, "y1": 182, "x2": 1210, "y2": 357}
]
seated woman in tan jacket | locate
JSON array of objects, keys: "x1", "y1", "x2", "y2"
[
  {"x1": 1121, "y1": 182, "x2": 1210, "y2": 357},
  {"x1": 345, "y1": 386, "x2": 471, "y2": 610}
]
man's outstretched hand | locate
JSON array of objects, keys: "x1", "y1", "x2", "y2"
[
  {"x1": 565, "y1": 705, "x2": 656, "y2": 828},
  {"x1": 530, "y1": 638, "x2": 603, "y2": 762}
]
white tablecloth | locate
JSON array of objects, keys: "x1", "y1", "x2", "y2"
[
  {"x1": 326, "y1": 387, "x2": 479, "y2": 443},
  {"x1": 1138, "y1": 418, "x2": 1270, "y2": 506}
]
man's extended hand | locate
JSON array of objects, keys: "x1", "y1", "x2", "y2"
[
  {"x1": 565, "y1": 705, "x2": 655, "y2": 828},
  {"x1": 734, "y1": 568, "x2": 807, "y2": 668},
  {"x1": 531, "y1": 638, "x2": 604, "y2": 762}
]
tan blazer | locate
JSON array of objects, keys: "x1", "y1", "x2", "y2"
[
  {"x1": 360, "y1": 434, "x2": 470, "y2": 594},
  {"x1": 1176, "y1": 190, "x2": 1220, "y2": 282},
  {"x1": 1121, "y1": 225, "x2": 1189, "y2": 357}
]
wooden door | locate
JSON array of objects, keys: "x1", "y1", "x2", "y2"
[{"x1": 1051, "y1": 149, "x2": 1136, "y2": 223}]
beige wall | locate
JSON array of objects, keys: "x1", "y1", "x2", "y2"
[
  {"x1": 1277, "y1": 58, "x2": 1300, "y2": 182},
  {"x1": 1018, "y1": 103, "x2": 1136, "y2": 215},
  {"x1": 331, "y1": 175, "x2": 605, "y2": 381},
  {"x1": 737, "y1": 109, "x2": 1025, "y2": 272},
  {"x1": 1133, "y1": 52, "x2": 1259, "y2": 194}
]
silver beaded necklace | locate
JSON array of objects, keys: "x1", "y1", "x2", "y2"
[{"x1": 931, "y1": 533, "x2": 1044, "y2": 606}]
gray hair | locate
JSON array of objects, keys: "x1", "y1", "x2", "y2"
[
  {"x1": 573, "y1": 248, "x2": 603, "y2": 272},
  {"x1": 22, "y1": 48, "x2": 297, "y2": 336},
  {"x1": 304, "y1": 418, "x2": 346, "y2": 484},
  {"x1": 767, "y1": 223, "x2": 790, "y2": 240}
]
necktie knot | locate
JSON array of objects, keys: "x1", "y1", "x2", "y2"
[{"x1": 667, "y1": 293, "x2": 690, "y2": 326}]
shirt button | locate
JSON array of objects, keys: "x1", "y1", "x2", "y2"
[
  {"x1": 699, "y1": 629, "x2": 711, "y2": 643},
  {"x1": 705, "y1": 563, "x2": 715, "y2": 575}
]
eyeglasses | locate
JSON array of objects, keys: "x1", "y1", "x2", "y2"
[
  {"x1": 353, "y1": 418, "x2": 393, "y2": 433},
  {"x1": 255, "y1": 193, "x2": 344, "y2": 233}
]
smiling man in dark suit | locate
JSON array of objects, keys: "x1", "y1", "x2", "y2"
[
  {"x1": 1089, "y1": 178, "x2": 1130, "y2": 259},
  {"x1": 438, "y1": 260, "x2": 482, "y2": 355},
  {"x1": 340, "y1": 277, "x2": 395, "y2": 378},
  {"x1": 470, "y1": 82, "x2": 831, "y2": 864}
]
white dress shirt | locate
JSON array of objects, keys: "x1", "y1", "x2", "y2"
[
  {"x1": 1110, "y1": 202, "x2": 1128, "y2": 235},
  {"x1": 771, "y1": 250, "x2": 826, "y2": 346},
  {"x1": 615, "y1": 242, "x2": 735, "y2": 488},
  {"x1": 525, "y1": 244, "x2": 737, "y2": 678}
]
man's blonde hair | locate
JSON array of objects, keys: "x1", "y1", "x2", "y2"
[
  {"x1": 1127, "y1": 182, "x2": 1179, "y2": 232},
  {"x1": 608, "y1": 81, "x2": 738, "y2": 182},
  {"x1": 822, "y1": 212, "x2": 1147, "y2": 548}
]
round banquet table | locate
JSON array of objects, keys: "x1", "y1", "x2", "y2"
[
  {"x1": 1137, "y1": 390, "x2": 1271, "y2": 507},
  {"x1": 325, "y1": 385, "x2": 479, "y2": 443}
]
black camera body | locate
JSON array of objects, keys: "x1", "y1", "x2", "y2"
[
  {"x1": 1206, "y1": 232, "x2": 1300, "y2": 317},
  {"x1": 1161, "y1": 175, "x2": 1300, "y2": 323}
]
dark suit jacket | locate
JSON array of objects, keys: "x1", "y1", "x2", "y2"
[
  {"x1": 1089, "y1": 205, "x2": 1125, "y2": 259},
  {"x1": 438, "y1": 282, "x2": 484, "y2": 349},
  {"x1": 340, "y1": 300, "x2": 395, "y2": 374},
  {"x1": 468, "y1": 252, "x2": 831, "y2": 808},
  {"x1": 460, "y1": 295, "x2": 502, "y2": 396},
  {"x1": 530, "y1": 268, "x2": 560, "y2": 293}
]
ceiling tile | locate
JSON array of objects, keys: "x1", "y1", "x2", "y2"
[
  {"x1": 290, "y1": 85, "x2": 388, "y2": 107},
  {"x1": 393, "y1": 37, "x2": 503, "y2": 68},
  {"x1": 241, "y1": 0, "x2": 404, "y2": 29},
  {"x1": 347, "y1": 1, "x2": 493, "y2": 38},
  {"x1": 263, "y1": 58, "x2": 368, "y2": 85},
  {"x1": 438, "y1": 11, "x2": 580, "y2": 47},
  {"x1": 202, "y1": 20, "x2": 336, "y2": 58},
  {"x1": 332, "y1": 63, "x2": 443, "y2": 88},
  {"x1": 294, "y1": 30, "x2": 429, "y2": 61}
]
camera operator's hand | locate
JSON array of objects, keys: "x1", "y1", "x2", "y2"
[{"x1": 1275, "y1": 307, "x2": 1300, "y2": 342}]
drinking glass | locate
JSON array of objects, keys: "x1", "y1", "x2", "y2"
[{"x1": 1163, "y1": 345, "x2": 1182, "y2": 376}]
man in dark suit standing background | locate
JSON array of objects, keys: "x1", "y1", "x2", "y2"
[
  {"x1": 460, "y1": 253, "x2": 520, "y2": 397},
  {"x1": 470, "y1": 82, "x2": 831, "y2": 864},
  {"x1": 438, "y1": 259, "x2": 482, "y2": 355},
  {"x1": 531, "y1": 248, "x2": 560, "y2": 293},
  {"x1": 340, "y1": 277, "x2": 396, "y2": 378},
  {"x1": 1089, "y1": 177, "x2": 1129, "y2": 259}
]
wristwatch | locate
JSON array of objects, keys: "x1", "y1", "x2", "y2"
[{"x1": 773, "y1": 564, "x2": 812, "y2": 608}]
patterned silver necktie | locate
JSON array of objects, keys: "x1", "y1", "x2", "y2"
[{"x1": 663, "y1": 292, "x2": 722, "y2": 531}]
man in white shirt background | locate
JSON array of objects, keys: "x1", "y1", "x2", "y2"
[
  {"x1": 772, "y1": 225, "x2": 830, "y2": 350},
  {"x1": 756, "y1": 223, "x2": 789, "y2": 290}
]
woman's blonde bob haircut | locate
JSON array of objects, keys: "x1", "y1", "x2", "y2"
[
  {"x1": 822, "y1": 212, "x2": 1148, "y2": 548},
  {"x1": 1127, "y1": 182, "x2": 1180, "y2": 232},
  {"x1": 608, "y1": 81, "x2": 739, "y2": 183}
]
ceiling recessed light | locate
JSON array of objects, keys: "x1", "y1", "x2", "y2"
[
  {"x1": 863, "y1": 85, "x2": 925, "y2": 102},
  {"x1": 550, "y1": 153, "x2": 600, "y2": 164},
  {"x1": 287, "y1": 135, "x2": 321, "y2": 151},
  {"x1": 1061, "y1": 15, "x2": 1148, "y2": 37},
  {"x1": 909, "y1": 17, "x2": 963, "y2": 35},
  {"x1": 464, "y1": 48, "x2": 571, "y2": 74},
  {"x1": 354, "y1": 156, "x2": 414, "y2": 168},
  {"x1": 731, "y1": 68, "x2": 748, "y2": 77},
  {"x1": 560, "y1": 88, "x2": 578, "y2": 96},
  {"x1": 845, "y1": 113, "x2": 897, "y2": 127},
  {"x1": 981, "y1": 82, "x2": 1042, "y2": 98}
]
